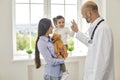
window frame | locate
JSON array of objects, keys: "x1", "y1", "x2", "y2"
[{"x1": 12, "y1": 0, "x2": 87, "y2": 60}]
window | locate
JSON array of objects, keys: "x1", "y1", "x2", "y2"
[
  {"x1": 13, "y1": 0, "x2": 106, "y2": 60},
  {"x1": 14, "y1": 0, "x2": 44, "y2": 60},
  {"x1": 13, "y1": 0, "x2": 87, "y2": 60}
]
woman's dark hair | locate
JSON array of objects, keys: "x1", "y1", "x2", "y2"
[{"x1": 35, "y1": 18, "x2": 51, "y2": 69}]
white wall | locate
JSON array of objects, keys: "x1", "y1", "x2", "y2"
[
  {"x1": 0, "y1": 0, "x2": 120, "y2": 80},
  {"x1": 106, "y1": 0, "x2": 120, "y2": 80},
  {"x1": 0, "y1": 0, "x2": 27, "y2": 80}
]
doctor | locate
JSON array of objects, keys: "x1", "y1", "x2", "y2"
[{"x1": 71, "y1": 1, "x2": 114, "y2": 80}]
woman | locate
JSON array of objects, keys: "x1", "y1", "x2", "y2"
[{"x1": 35, "y1": 18, "x2": 65, "y2": 80}]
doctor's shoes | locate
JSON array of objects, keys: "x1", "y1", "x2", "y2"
[{"x1": 61, "y1": 71, "x2": 69, "y2": 80}]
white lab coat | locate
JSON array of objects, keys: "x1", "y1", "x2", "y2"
[{"x1": 76, "y1": 17, "x2": 114, "y2": 80}]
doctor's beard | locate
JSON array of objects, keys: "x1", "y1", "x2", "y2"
[{"x1": 86, "y1": 18, "x2": 90, "y2": 23}]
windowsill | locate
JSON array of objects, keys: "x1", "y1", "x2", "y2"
[{"x1": 13, "y1": 50, "x2": 87, "y2": 62}]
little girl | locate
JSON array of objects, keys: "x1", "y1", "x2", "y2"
[
  {"x1": 53, "y1": 15, "x2": 75, "y2": 47},
  {"x1": 53, "y1": 15, "x2": 75, "y2": 80}
]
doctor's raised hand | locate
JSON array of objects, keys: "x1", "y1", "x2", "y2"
[
  {"x1": 71, "y1": 19, "x2": 79, "y2": 32},
  {"x1": 71, "y1": 19, "x2": 79, "y2": 33}
]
